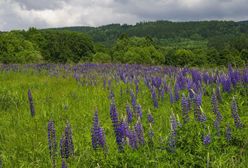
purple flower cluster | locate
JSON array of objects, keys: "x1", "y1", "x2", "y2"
[
  {"x1": 147, "y1": 113, "x2": 154, "y2": 124},
  {"x1": 193, "y1": 93, "x2": 206, "y2": 122},
  {"x1": 231, "y1": 98, "x2": 243, "y2": 128},
  {"x1": 211, "y1": 92, "x2": 223, "y2": 121},
  {"x1": 60, "y1": 122, "x2": 74, "y2": 159},
  {"x1": 174, "y1": 83, "x2": 180, "y2": 102},
  {"x1": 127, "y1": 129, "x2": 138, "y2": 149},
  {"x1": 226, "y1": 124, "x2": 232, "y2": 142},
  {"x1": 28, "y1": 89, "x2": 35, "y2": 117},
  {"x1": 135, "y1": 104, "x2": 143, "y2": 119},
  {"x1": 135, "y1": 120, "x2": 145, "y2": 145},
  {"x1": 181, "y1": 94, "x2": 190, "y2": 124},
  {"x1": 91, "y1": 111, "x2": 106, "y2": 150},
  {"x1": 151, "y1": 88, "x2": 158, "y2": 108},
  {"x1": 48, "y1": 120, "x2": 57, "y2": 167},
  {"x1": 126, "y1": 104, "x2": 133, "y2": 123},
  {"x1": 61, "y1": 159, "x2": 68, "y2": 168},
  {"x1": 167, "y1": 113, "x2": 177, "y2": 152},
  {"x1": 203, "y1": 134, "x2": 211, "y2": 146},
  {"x1": 110, "y1": 102, "x2": 126, "y2": 151}
]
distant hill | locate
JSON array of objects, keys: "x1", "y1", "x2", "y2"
[{"x1": 45, "y1": 20, "x2": 248, "y2": 46}]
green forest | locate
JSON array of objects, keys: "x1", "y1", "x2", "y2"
[{"x1": 0, "y1": 20, "x2": 248, "y2": 66}]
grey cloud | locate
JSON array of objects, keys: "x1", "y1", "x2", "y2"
[
  {"x1": 0, "y1": 0, "x2": 247, "y2": 31},
  {"x1": 13, "y1": 0, "x2": 67, "y2": 10}
]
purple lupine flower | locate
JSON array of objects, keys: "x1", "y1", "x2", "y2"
[
  {"x1": 60, "y1": 122, "x2": 74, "y2": 159},
  {"x1": 196, "y1": 92, "x2": 202, "y2": 107},
  {"x1": 65, "y1": 123, "x2": 74, "y2": 156},
  {"x1": 193, "y1": 95, "x2": 202, "y2": 122},
  {"x1": 108, "y1": 79, "x2": 112, "y2": 90},
  {"x1": 211, "y1": 92, "x2": 223, "y2": 121},
  {"x1": 213, "y1": 119, "x2": 220, "y2": 136},
  {"x1": 170, "y1": 113, "x2": 177, "y2": 133},
  {"x1": 203, "y1": 134, "x2": 211, "y2": 145},
  {"x1": 215, "y1": 85, "x2": 222, "y2": 103},
  {"x1": 110, "y1": 102, "x2": 126, "y2": 151},
  {"x1": 135, "y1": 120, "x2": 144, "y2": 145},
  {"x1": 103, "y1": 79, "x2": 106, "y2": 89},
  {"x1": 60, "y1": 135, "x2": 66, "y2": 159},
  {"x1": 126, "y1": 104, "x2": 133, "y2": 123},
  {"x1": 98, "y1": 127, "x2": 106, "y2": 149},
  {"x1": 181, "y1": 93, "x2": 189, "y2": 124},
  {"x1": 167, "y1": 113, "x2": 177, "y2": 152},
  {"x1": 174, "y1": 83, "x2": 180, "y2": 102},
  {"x1": 135, "y1": 104, "x2": 142, "y2": 119},
  {"x1": 222, "y1": 77, "x2": 231, "y2": 93},
  {"x1": 108, "y1": 90, "x2": 115, "y2": 100},
  {"x1": 135, "y1": 79, "x2": 139, "y2": 97},
  {"x1": 161, "y1": 87, "x2": 165, "y2": 102},
  {"x1": 116, "y1": 120, "x2": 125, "y2": 151},
  {"x1": 148, "y1": 124, "x2": 154, "y2": 139},
  {"x1": 110, "y1": 102, "x2": 119, "y2": 131},
  {"x1": 148, "y1": 124, "x2": 154, "y2": 147},
  {"x1": 226, "y1": 124, "x2": 232, "y2": 142},
  {"x1": 48, "y1": 120, "x2": 57, "y2": 167},
  {"x1": 169, "y1": 88, "x2": 174, "y2": 104},
  {"x1": 91, "y1": 111, "x2": 107, "y2": 151},
  {"x1": 61, "y1": 159, "x2": 67, "y2": 168},
  {"x1": 167, "y1": 133, "x2": 176, "y2": 153},
  {"x1": 199, "y1": 113, "x2": 207, "y2": 122},
  {"x1": 28, "y1": 89, "x2": 35, "y2": 117},
  {"x1": 231, "y1": 97, "x2": 243, "y2": 128},
  {"x1": 151, "y1": 88, "x2": 158, "y2": 108},
  {"x1": 91, "y1": 111, "x2": 99, "y2": 150},
  {"x1": 187, "y1": 81, "x2": 195, "y2": 99},
  {"x1": 147, "y1": 113, "x2": 154, "y2": 124},
  {"x1": 128, "y1": 129, "x2": 138, "y2": 150},
  {"x1": 130, "y1": 90, "x2": 136, "y2": 110}
]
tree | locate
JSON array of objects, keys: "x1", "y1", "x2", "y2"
[{"x1": 0, "y1": 32, "x2": 42, "y2": 63}]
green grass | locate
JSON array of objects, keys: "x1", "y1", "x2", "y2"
[{"x1": 0, "y1": 67, "x2": 247, "y2": 167}]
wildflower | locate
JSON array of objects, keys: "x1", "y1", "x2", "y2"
[
  {"x1": 126, "y1": 104, "x2": 133, "y2": 123},
  {"x1": 91, "y1": 111, "x2": 106, "y2": 150},
  {"x1": 110, "y1": 102, "x2": 119, "y2": 131},
  {"x1": 181, "y1": 93, "x2": 189, "y2": 124},
  {"x1": 61, "y1": 159, "x2": 67, "y2": 168},
  {"x1": 135, "y1": 120, "x2": 144, "y2": 145},
  {"x1": 28, "y1": 89, "x2": 35, "y2": 117},
  {"x1": 60, "y1": 122, "x2": 74, "y2": 159},
  {"x1": 211, "y1": 91, "x2": 223, "y2": 121},
  {"x1": 203, "y1": 134, "x2": 211, "y2": 146},
  {"x1": 128, "y1": 129, "x2": 138, "y2": 150},
  {"x1": 135, "y1": 104, "x2": 142, "y2": 119},
  {"x1": 231, "y1": 97, "x2": 243, "y2": 128},
  {"x1": 48, "y1": 120, "x2": 57, "y2": 167},
  {"x1": 174, "y1": 83, "x2": 180, "y2": 102},
  {"x1": 151, "y1": 88, "x2": 158, "y2": 108},
  {"x1": 147, "y1": 112, "x2": 154, "y2": 124},
  {"x1": 226, "y1": 124, "x2": 232, "y2": 142}
]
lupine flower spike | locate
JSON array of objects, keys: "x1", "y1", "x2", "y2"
[
  {"x1": 231, "y1": 97, "x2": 243, "y2": 128},
  {"x1": 48, "y1": 120, "x2": 57, "y2": 168},
  {"x1": 28, "y1": 89, "x2": 35, "y2": 117}
]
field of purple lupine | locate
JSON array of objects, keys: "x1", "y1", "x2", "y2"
[{"x1": 0, "y1": 64, "x2": 247, "y2": 167}]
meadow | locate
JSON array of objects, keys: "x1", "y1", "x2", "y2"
[{"x1": 0, "y1": 64, "x2": 247, "y2": 168}]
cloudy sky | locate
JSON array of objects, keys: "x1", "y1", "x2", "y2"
[{"x1": 0, "y1": 0, "x2": 248, "y2": 31}]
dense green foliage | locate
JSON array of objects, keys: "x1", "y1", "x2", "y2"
[
  {"x1": 0, "y1": 20, "x2": 248, "y2": 65},
  {"x1": 0, "y1": 28, "x2": 95, "y2": 63}
]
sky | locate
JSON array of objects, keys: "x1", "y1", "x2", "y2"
[{"x1": 0, "y1": 0, "x2": 248, "y2": 31}]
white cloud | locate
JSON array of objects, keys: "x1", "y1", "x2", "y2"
[{"x1": 0, "y1": 0, "x2": 247, "y2": 31}]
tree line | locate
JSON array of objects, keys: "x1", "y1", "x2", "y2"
[{"x1": 0, "y1": 20, "x2": 248, "y2": 66}]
